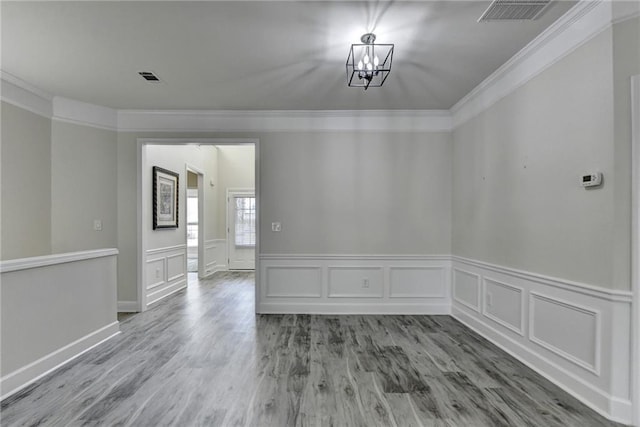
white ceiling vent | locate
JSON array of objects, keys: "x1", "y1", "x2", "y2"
[{"x1": 478, "y1": 0, "x2": 551, "y2": 21}]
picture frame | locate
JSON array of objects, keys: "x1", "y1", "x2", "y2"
[{"x1": 153, "y1": 166, "x2": 179, "y2": 230}]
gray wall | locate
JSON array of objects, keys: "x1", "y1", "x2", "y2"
[
  {"x1": 216, "y1": 144, "x2": 255, "y2": 238},
  {"x1": 452, "y1": 28, "x2": 618, "y2": 289},
  {"x1": 259, "y1": 131, "x2": 452, "y2": 254},
  {"x1": 51, "y1": 121, "x2": 117, "y2": 253},
  {"x1": 612, "y1": 16, "x2": 640, "y2": 290},
  {"x1": 1, "y1": 102, "x2": 52, "y2": 260}
]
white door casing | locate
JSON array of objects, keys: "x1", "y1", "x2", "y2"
[{"x1": 227, "y1": 189, "x2": 256, "y2": 270}]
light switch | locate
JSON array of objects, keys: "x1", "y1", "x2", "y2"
[
  {"x1": 93, "y1": 219, "x2": 103, "y2": 231},
  {"x1": 271, "y1": 222, "x2": 281, "y2": 232}
]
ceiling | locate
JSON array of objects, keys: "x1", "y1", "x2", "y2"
[{"x1": 1, "y1": 1, "x2": 575, "y2": 111}]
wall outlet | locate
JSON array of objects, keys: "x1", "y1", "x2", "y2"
[
  {"x1": 362, "y1": 278, "x2": 370, "y2": 288},
  {"x1": 271, "y1": 222, "x2": 281, "y2": 232},
  {"x1": 93, "y1": 219, "x2": 103, "y2": 231}
]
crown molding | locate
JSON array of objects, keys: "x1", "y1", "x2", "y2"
[
  {"x1": 0, "y1": 71, "x2": 53, "y2": 119},
  {"x1": 52, "y1": 97, "x2": 118, "y2": 131},
  {"x1": 116, "y1": 109, "x2": 452, "y2": 132},
  {"x1": 451, "y1": 0, "x2": 613, "y2": 128}
]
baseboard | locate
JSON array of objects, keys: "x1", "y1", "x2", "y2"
[
  {"x1": 258, "y1": 301, "x2": 451, "y2": 315},
  {"x1": 0, "y1": 321, "x2": 120, "y2": 401},
  {"x1": 146, "y1": 280, "x2": 187, "y2": 308},
  {"x1": 117, "y1": 300, "x2": 138, "y2": 312},
  {"x1": 451, "y1": 256, "x2": 633, "y2": 425}
]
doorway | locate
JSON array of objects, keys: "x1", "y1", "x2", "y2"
[
  {"x1": 227, "y1": 190, "x2": 256, "y2": 270},
  {"x1": 137, "y1": 138, "x2": 259, "y2": 313},
  {"x1": 185, "y1": 167, "x2": 203, "y2": 280}
]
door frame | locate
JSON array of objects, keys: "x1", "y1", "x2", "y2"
[
  {"x1": 185, "y1": 164, "x2": 205, "y2": 278},
  {"x1": 137, "y1": 138, "x2": 260, "y2": 312},
  {"x1": 631, "y1": 74, "x2": 640, "y2": 426},
  {"x1": 226, "y1": 188, "x2": 256, "y2": 270}
]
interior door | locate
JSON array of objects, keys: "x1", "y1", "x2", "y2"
[{"x1": 227, "y1": 191, "x2": 256, "y2": 270}]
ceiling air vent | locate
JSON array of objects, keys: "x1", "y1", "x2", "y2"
[
  {"x1": 138, "y1": 71, "x2": 161, "y2": 82},
  {"x1": 478, "y1": 0, "x2": 551, "y2": 21}
]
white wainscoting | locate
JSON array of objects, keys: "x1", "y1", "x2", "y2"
[
  {"x1": 0, "y1": 249, "x2": 120, "y2": 400},
  {"x1": 145, "y1": 244, "x2": 187, "y2": 308},
  {"x1": 451, "y1": 256, "x2": 633, "y2": 425},
  {"x1": 204, "y1": 239, "x2": 227, "y2": 277},
  {"x1": 258, "y1": 254, "x2": 451, "y2": 315}
]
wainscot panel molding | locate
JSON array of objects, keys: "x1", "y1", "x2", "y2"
[
  {"x1": 0, "y1": 250, "x2": 119, "y2": 400},
  {"x1": 451, "y1": 0, "x2": 614, "y2": 128},
  {"x1": 144, "y1": 244, "x2": 187, "y2": 308},
  {"x1": 257, "y1": 254, "x2": 451, "y2": 315},
  {"x1": 117, "y1": 110, "x2": 453, "y2": 133},
  {"x1": 451, "y1": 256, "x2": 633, "y2": 425}
]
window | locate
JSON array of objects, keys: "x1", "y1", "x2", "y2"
[{"x1": 234, "y1": 196, "x2": 255, "y2": 247}]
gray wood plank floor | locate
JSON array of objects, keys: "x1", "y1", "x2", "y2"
[{"x1": 1, "y1": 271, "x2": 622, "y2": 426}]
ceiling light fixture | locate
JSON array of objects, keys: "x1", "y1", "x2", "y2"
[{"x1": 346, "y1": 33, "x2": 394, "y2": 90}]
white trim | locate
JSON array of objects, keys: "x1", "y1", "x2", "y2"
[
  {"x1": 146, "y1": 279, "x2": 187, "y2": 307},
  {"x1": 451, "y1": 0, "x2": 612, "y2": 128},
  {"x1": 0, "y1": 322, "x2": 120, "y2": 401},
  {"x1": 453, "y1": 256, "x2": 632, "y2": 302},
  {"x1": 118, "y1": 109, "x2": 452, "y2": 132},
  {"x1": 166, "y1": 252, "x2": 186, "y2": 282},
  {"x1": 453, "y1": 309, "x2": 632, "y2": 425},
  {"x1": 259, "y1": 253, "x2": 451, "y2": 261},
  {"x1": 631, "y1": 74, "x2": 640, "y2": 427},
  {"x1": 185, "y1": 164, "x2": 206, "y2": 278},
  {"x1": 145, "y1": 244, "x2": 187, "y2": 256},
  {"x1": 227, "y1": 189, "x2": 256, "y2": 271},
  {"x1": 0, "y1": 248, "x2": 118, "y2": 273},
  {"x1": 117, "y1": 301, "x2": 138, "y2": 313},
  {"x1": 528, "y1": 291, "x2": 601, "y2": 375},
  {"x1": 452, "y1": 267, "x2": 482, "y2": 312},
  {"x1": 0, "y1": 70, "x2": 53, "y2": 102},
  {"x1": 52, "y1": 96, "x2": 118, "y2": 131},
  {"x1": 482, "y1": 276, "x2": 526, "y2": 336},
  {"x1": 257, "y1": 302, "x2": 450, "y2": 315},
  {"x1": 1, "y1": 75, "x2": 53, "y2": 119}
]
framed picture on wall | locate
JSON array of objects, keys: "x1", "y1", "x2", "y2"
[{"x1": 153, "y1": 166, "x2": 179, "y2": 230}]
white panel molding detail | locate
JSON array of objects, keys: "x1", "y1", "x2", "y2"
[
  {"x1": 52, "y1": 96, "x2": 118, "y2": 131},
  {"x1": 529, "y1": 292, "x2": 601, "y2": 375},
  {"x1": 452, "y1": 257, "x2": 632, "y2": 425},
  {"x1": 117, "y1": 301, "x2": 138, "y2": 313},
  {"x1": 0, "y1": 248, "x2": 119, "y2": 273},
  {"x1": 0, "y1": 322, "x2": 120, "y2": 401},
  {"x1": 0, "y1": 70, "x2": 53, "y2": 119},
  {"x1": 265, "y1": 266, "x2": 322, "y2": 298},
  {"x1": 117, "y1": 109, "x2": 452, "y2": 132},
  {"x1": 144, "y1": 245, "x2": 187, "y2": 308},
  {"x1": 389, "y1": 266, "x2": 447, "y2": 298},
  {"x1": 452, "y1": 268, "x2": 481, "y2": 312},
  {"x1": 482, "y1": 277, "x2": 525, "y2": 336},
  {"x1": 258, "y1": 254, "x2": 451, "y2": 315},
  {"x1": 451, "y1": 0, "x2": 613, "y2": 128}
]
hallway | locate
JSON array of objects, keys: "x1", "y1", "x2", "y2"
[{"x1": 1, "y1": 272, "x2": 620, "y2": 426}]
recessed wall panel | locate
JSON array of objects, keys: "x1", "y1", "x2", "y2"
[
  {"x1": 266, "y1": 266, "x2": 322, "y2": 297},
  {"x1": 328, "y1": 267, "x2": 384, "y2": 298},
  {"x1": 389, "y1": 267, "x2": 446, "y2": 298},
  {"x1": 453, "y1": 268, "x2": 480, "y2": 311}
]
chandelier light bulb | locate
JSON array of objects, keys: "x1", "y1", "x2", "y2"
[
  {"x1": 374, "y1": 55, "x2": 379, "y2": 67},
  {"x1": 363, "y1": 54, "x2": 370, "y2": 64},
  {"x1": 366, "y1": 62, "x2": 373, "y2": 71},
  {"x1": 357, "y1": 60, "x2": 363, "y2": 70}
]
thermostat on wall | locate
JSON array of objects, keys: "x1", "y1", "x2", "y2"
[{"x1": 581, "y1": 172, "x2": 602, "y2": 188}]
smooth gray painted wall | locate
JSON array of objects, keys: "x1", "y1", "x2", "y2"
[
  {"x1": 612, "y1": 17, "x2": 640, "y2": 290},
  {"x1": 216, "y1": 145, "x2": 255, "y2": 238},
  {"x1": 51, "y1": 121, "x2": 117, "y2": 253},
  {"x1": 1, "y1": 102, "x2": 52, "y2": 260},
  {"x1": 259, "y1": 131, "x2": 452, "y2": 254},
  {"x1": 452, "y1": 29, "x2": 617, "y2": 289},
  {"x1": 144, "y1": 144, "x2": 217, "y2": 251}
]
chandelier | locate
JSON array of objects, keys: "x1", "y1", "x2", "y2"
[{"x1": 346, "y1": 33, "x2": 394, "y2": 90}]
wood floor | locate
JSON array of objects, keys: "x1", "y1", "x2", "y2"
[{"x1": 1, "y1": 271, "x2": 622, "y2": 426}]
